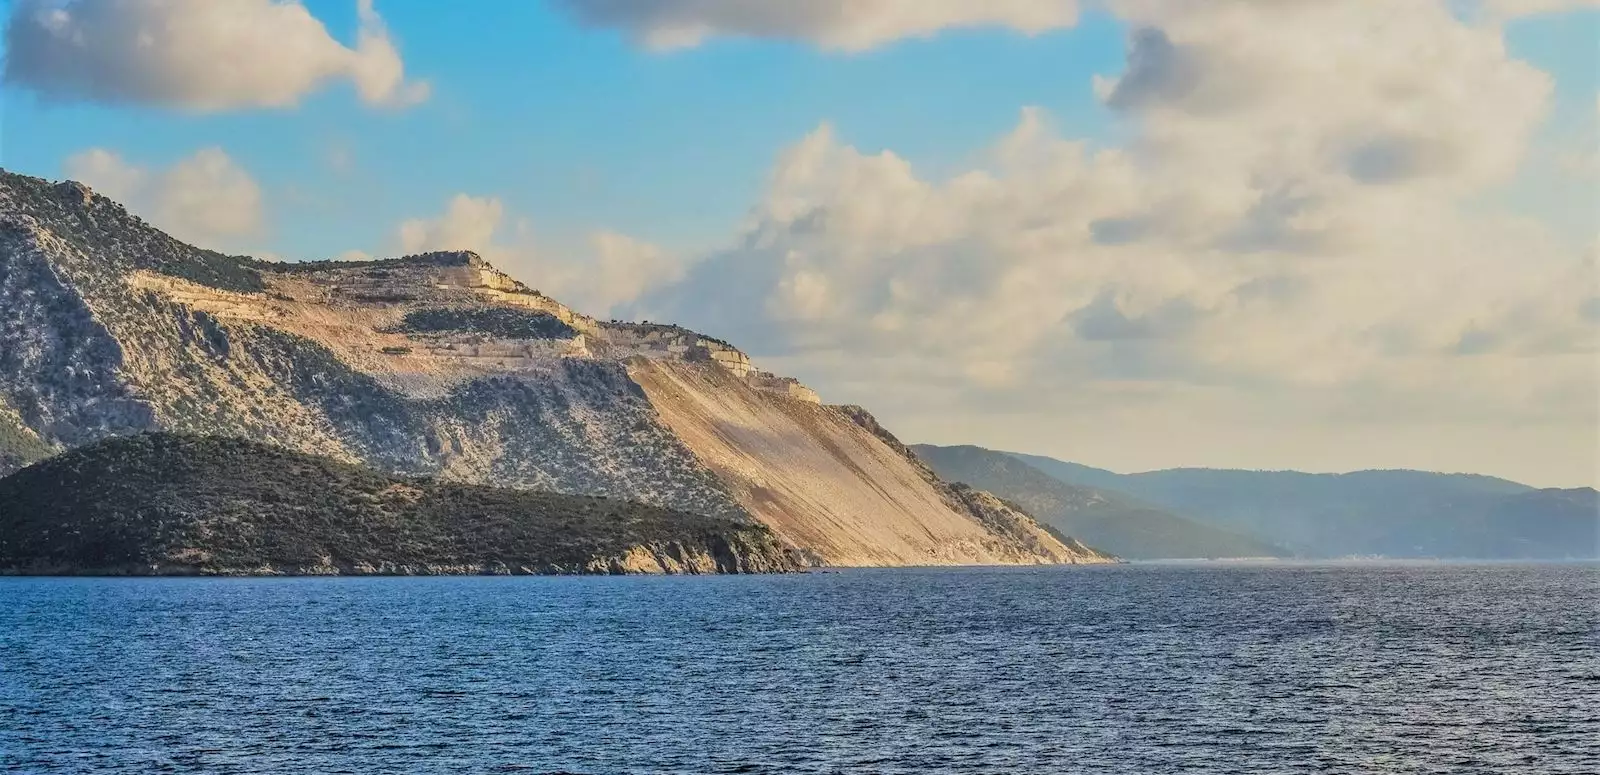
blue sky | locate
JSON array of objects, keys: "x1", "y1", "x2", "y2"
[
  {"x1": 0, "y1": 1, "x2": 1596, "y2": 485},
  {"x1": 0, "y1": 2, "x2": 1591, "y2": 257},
  {"x1": 4, "y1": 1, "x2": 1133, "y2": 259},
  {"x1": 1492, "y1": 8, "x2": 1599, "y2": 236}
]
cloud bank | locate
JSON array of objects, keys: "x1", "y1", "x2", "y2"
[
  {"x1": 602, "y1": 0, "x2": 1594, "y2": 484},
  {"x1": 554, "y1": 0, "x2": 1080, "y2": 50},
  {"x1": 5, "y1": 0, "x2": 428, "y2": 110}
]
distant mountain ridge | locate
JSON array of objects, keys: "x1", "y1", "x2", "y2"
[
  {"x1": 1006, "y1": 451, "x2": 1598, "y2": 559},
  {"x1": 910, "y1": 445, "x2": 1282, "y2": 559}
]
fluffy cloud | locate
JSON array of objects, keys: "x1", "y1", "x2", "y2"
[
  {"x1": 65, "y1": 147, "x2": 264, "y2": 247},
  {"x1": 622, "y1": 1, "x2": 1596, "y2": 485},
  {"x1": 1101, "y1": 1, "x2": 1551, "y2": 192},
  {"x1": 577, "y1": 232, "x2": 688, "y2": 317},
  {"x1": 396, "y1": 194, "x2": 683, "y2": 318},
  {"x1": 399, "y1": 194, "x2": 504, "y2": 256},
  {"x1": 5, "y1": 0, "x2": 428, "y2": 110},
  {"x1": 554, "y1": 0, "x2": 1079, "y2": 51}
]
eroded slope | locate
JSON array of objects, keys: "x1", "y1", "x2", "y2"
[{"x1": 630, "y1": 360, "x2": 1108, "y2": 566}]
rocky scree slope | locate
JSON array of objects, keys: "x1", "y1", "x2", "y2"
[
  {"x1": 0, "y1": 170, "x2": 1108, "y2": 567},
  {"x1": 0, "y1": 433, "x2": 799, "y2": 575}
]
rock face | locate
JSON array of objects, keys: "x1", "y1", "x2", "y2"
[
  {"x1": 0, "y1": 170, "x2": 1111, "y2": 567},
  {"x1": 0, "y1": 433, "x2": 801, "y2": 575}
]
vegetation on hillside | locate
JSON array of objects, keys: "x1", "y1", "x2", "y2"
[
  {"x1": 395, "y1": 308, "x2": 578, "y2": 340},
  {"x1": 1, "y1": 171, "x2": 265, "y2": 292},
  {"x1": 264, "y1": 250, "x2": 481, "y2": 273},
  {"x1": 0, "y1": 433, "x2": 800, "y2": 575}
]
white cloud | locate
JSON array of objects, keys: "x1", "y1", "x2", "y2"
[
  {"x1": 5, "y1": 0, "x2": 428, "y2": 111},
  {"x1": 576, "y1": 232, "x2": 687, "y2": 317},
  {"x1": 1098, "y1": 1, "x2": 1551, "y2": 193},
  {"x1": 66, "y1": 147, "x2": 265, "y2": 247},
  {"x1": 1558, "y1": 146, "x2": 1600, "y2": 179},
  {"x1": 621, "y1": 0, "x2": 1597, "y2": 485},
  {"x1": 395, "y1": 194, "x2": 683, "y2": 318},
  {"x1": 1482, "y1": 0, "x2": 1600, "y2": 19},
  {"x1": 399, "y1": 194, "x2": 504, "y2": 255},
  {"x1": 554, "y1": 0, "x2": 1079, "y2": 51}
]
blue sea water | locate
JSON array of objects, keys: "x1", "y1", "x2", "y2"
[{"x1": 1, "y1": 562, "x2": 1596, "y2": 774}]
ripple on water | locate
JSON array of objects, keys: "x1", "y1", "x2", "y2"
[{"x1": 1, "y1": 563, "x2": 1597, "y2": 774}]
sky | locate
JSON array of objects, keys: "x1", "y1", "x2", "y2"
[{"x1": 0, "y1": 0, "x2": 1596, "y2": 487}]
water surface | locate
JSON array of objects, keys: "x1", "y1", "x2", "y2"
[{"x1": 2, "y1": 563, "x2": 1596, "y2": 774}]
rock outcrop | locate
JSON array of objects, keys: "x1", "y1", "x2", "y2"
[{"x1": 0, "y1": 170, "x2": 1113, "y2": 567}]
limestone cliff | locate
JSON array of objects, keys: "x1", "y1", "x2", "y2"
[{"x1": 0, "y1": 170, "x2": 1112, "y2": 567}]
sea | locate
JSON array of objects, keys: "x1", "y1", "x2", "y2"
[{"x1": 1, "y1": 562, "x2": 1595, "y2": 774}]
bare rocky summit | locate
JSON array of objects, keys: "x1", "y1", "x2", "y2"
[{"x1": 0, "y1": 170, "x2": 1112, "y2": 568}]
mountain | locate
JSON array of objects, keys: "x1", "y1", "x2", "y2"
[
  {"x1": 1006, "y1": 454, "x2": 1128, "y2": 493},
  {"x1": 911, "y1": 445, "x2": 1282, "y2": 559},
  {"x1": 1007, "y1": 452, "x2": 1597, "y2": 559},
  {"x1": 0, "y1": 433, "x2": 800, "y2": 575},
  {"x1": 0, "y1": 170, "x2": 1109, "y2": 568}
]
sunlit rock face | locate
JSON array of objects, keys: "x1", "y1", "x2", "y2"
[{"x1": 0, "y1": 170, "x2": 1111, "y2": 567}]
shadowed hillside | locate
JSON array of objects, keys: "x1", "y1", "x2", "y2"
[{"x1": 0, "y1": 433, "x2": 801, "y2": 575}]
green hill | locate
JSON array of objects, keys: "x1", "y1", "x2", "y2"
[{"x1": 0, "y1": 433, "x2": 800, "y2": 575}]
